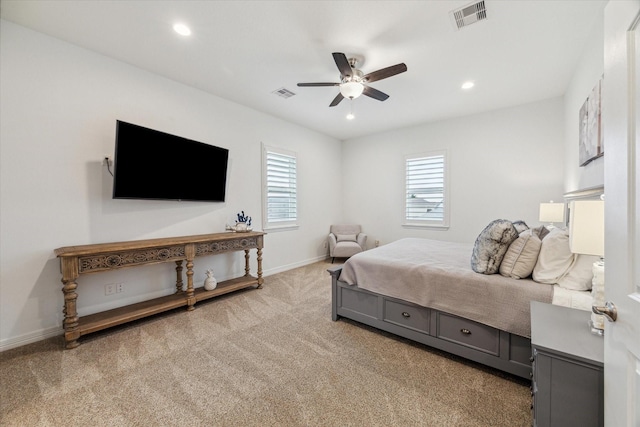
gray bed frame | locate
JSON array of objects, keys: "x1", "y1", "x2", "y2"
[
  {"x1": 329, "y1": 266, "x2": 532, "y2": 379},
  {"x1": 329, "y1": 187, "x2": 606, "y2": 380}
]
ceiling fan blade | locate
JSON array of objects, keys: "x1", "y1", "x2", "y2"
[
  {"x1": 362, "y1": 85, "x2": 390, "y2": 101},
  {"x1": 329, "y1": 92, "x2": 345, "y2": 107},
  {"x1": 297, "y1": 82, "x2": 340, "y2": 87},
  {"x1": 363, "y1": 63, "x2": 407, "y2": 83},
  {"x1": 332, "y1": 52, "x2": 352, "y2": 78}
]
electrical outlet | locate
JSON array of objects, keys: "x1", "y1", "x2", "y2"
[
  {"x1": 375, "y1": 240, "x2": 380, "y2": 247},
  {"x1": 105, "y1": 284, "x2": 116, "y2": 295},
  {"x1": 116, "y1": 283, "x2": 124, "y2": 293}
]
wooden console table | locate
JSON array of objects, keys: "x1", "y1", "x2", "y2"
[{"x1": 55, "y1": 231, "x2": 264, "y2": 349}]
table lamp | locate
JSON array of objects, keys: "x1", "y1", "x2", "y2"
[
  {"x1": 539, "y1": 201, "x2": 565, "y2": 228},
  {"x1": 569, "y1": 200, "x2": 605, "y2": 335}
]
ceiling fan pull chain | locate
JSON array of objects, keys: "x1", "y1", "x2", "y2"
[{"x1": 347, "y1": 99, "x2": 355, "y2": 120}]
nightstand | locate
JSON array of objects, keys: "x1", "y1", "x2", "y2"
[{"x1": 530, "y1": 301, "x2": 604, "y2": 427}]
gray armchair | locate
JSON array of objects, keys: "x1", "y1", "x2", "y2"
[{"x1": 328, "y1": 224, "x2": 367, "y2": 263}]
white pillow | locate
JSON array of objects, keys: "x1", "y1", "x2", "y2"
[
  {"x1": 499, "y1": 230, "x2": 542, "y2": 279},
  {"x1": 336, "y1": 234, "x2": 357, "y2": 242},
  {"x1": 532, "y1": 228, "x2": 573, "y2": 284},
  {"x1": 557, "y1": 254, "x2": 600, "y2": 290}
]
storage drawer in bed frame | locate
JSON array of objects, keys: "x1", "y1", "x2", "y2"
[
  {"x1": 329, "y1": 266, "x2": 532, "y2": 380},
  {"x1": 436, "y1": 312, "x2": 500, "y2": 356},
  {"x1": 384, "y1": 299, "x2": 430, "y2": 334}
]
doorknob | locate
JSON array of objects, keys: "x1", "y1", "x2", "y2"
[{"x1": 593, "y1": 301, "x2": 617, "y2": 322}]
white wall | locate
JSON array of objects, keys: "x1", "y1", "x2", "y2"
[
  {"x1": 1, "y1": 8, "x2": 605, "y2": 350},
  {"x1": 563, "y1": 8, "x2": 605, "y2": 191},
  {"x1": 0, "y1": 21, "x2": 343, "y2": 350},
  {"x1": 341, "y1": 97, "x2": 565, "y2": 246}
]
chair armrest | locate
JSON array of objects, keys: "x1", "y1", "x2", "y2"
[
  {"x1": 357, "y1": 233, "x2": 367, "y2": 249},
  {"x1": 328, "y1": 233, "x2": 337, "y2": 252}
]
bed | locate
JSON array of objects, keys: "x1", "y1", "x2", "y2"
[{"x1": 328, "y1": 193, "x2": 600, "y2": 380}]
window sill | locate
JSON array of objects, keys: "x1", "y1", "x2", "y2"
[
  {"x1": 263, "y1": 224, "x2": 299, "y2": 232},
  {"x1": 402, "y1": 223, "x2": 449, "y2": 231}
]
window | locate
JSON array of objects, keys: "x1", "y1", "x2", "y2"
[
  {"x1": 404, "y1": 150, "x2": 449, "y2": 228},
  {"x1": 262, "y1": 145, "x2": 298, "y2": 230}
]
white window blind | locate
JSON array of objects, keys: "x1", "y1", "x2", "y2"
[
  {"x1": 404, "y1": 151, "x2": 448, "y2": 227},
  {"x1": 263, "y1": 146, "x2": 298, "y2": 230}
]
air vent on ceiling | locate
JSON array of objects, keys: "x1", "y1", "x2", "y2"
[
  {"x1": 450, "y1": 1, "x2": 487, "y2": 31},
  {"x1": 272, "y1": 87, "x2": 296, "y2": 99}
]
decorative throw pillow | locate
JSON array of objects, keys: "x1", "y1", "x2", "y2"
[
  {"x1": 532, "y1": 228, "x2": 574, "y2": 284},
  {"x1": 499, "y1": 230, "x2": 542, "y2": 279},
  {"x1": 557, "y1": 254, "x2": 600, "y2": 290},
  {"x1": 512, "y1": 220, "x2": 529, "y2": 234},
  {"x1": 471, "y1": 219, "x2": 519, "y2": 275},
  {"x1": 530, "y1": 225, "x2": 550, "y2": 241},
  {"x1": 336, "y1": 234, "x2": 357, "y2": 242}
]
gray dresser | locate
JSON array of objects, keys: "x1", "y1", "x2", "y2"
[{"x1": 530, "y1": 301, "x2": 604, "y2": 427}]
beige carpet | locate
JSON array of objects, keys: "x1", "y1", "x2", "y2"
[{"x1": 1, "y1": 260, "x2": 532, "y2": 426}]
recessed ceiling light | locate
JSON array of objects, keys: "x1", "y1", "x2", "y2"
[
  {"x1": 461, "y1": 81, "x2": 475, "y2": 90},
  {"x1": 173, "y1": 23, "x2": 191, "y2": 36}
]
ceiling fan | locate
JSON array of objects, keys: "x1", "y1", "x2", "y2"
[{"x1": 297, "y1": 52, "x2": 407, "y2": 107}]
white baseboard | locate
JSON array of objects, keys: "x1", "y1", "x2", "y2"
[
  {"x1": 262, "y1": 255, "x2": 327, "y2": 276},
  {"x1": 0, "y1": 325, "x2": 62, "y2": 352}
]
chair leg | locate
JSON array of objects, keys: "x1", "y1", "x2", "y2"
[{"x1": 332, "y1": 257, "x2": 335, "y2": 263}]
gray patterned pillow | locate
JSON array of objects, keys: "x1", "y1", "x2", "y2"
[
  {"x1": 531, "y1": 225, "x2": 550, "y2": 240},
  {"x1": 471, "y1": 219, "x2": 519, "y2": 274},
  {"x1": 512, "y1": 220, "x2": 529, "y2": 234}
]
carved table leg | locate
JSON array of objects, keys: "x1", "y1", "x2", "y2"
[
  {"x1": 175, "y1": 260, "x2": 184, "y2": 293},
  {"x1": 256, "y1": 247, "x2": 263, "y2": 288},
  {"x1": 244, "y1": 249, "x2": 251, "y2": 277},
  {"x1": 185, "y1": 244, "x2": 196, "y2": 310},
  {"x1": 60, "y1": 258, "x2": 80, "y2": 348}
]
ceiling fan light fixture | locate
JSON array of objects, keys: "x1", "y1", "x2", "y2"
[
  {"x1": 461, "y1": 81, "x2": 475, "y2": 89},
  {"x1": 340, "y1": 81, "x2": 364, "y2": 99},
  {"x1": 173, "y1": 23, "x2": 191, "y2": 36}
]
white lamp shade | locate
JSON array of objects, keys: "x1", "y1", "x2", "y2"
[
  {"x1": 569, "y1": 200, "x2": 604, "y2": 256},
  {"x1": 539, "y1": 202, "x2": 565, "y2": 223},
  {"x1": 340, "y1": 82, "x2": 364, "y2": 99}
]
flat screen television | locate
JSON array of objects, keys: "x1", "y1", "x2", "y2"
[{"x1": 112, "y1": 120, "x2": 229, "y2": 202}]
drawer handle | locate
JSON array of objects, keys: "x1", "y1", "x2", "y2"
[
  {"x1": 460, "y1": 328, "x2": 471, "y2": 335},
  {"x1": 402, "y1": 312, "x2": 411, "y2": 318}
]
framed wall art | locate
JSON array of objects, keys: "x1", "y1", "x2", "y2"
[{"x1": 578, "y1": 76, "x2": 603, "y2": 166}]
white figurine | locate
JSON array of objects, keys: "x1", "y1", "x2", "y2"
[{"x1": 204, "y1": 269, "x2": 217, "y2": 291}]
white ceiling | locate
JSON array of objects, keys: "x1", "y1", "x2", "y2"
[{"x1": 1, "y1": 0, "x2": 606, "y2": 140}]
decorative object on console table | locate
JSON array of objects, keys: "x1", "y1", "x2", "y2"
[
  {"x1": 234, "y1": 210, "x2": 252, "y2": 232},
  {"x1": 569, "y1": 199, "x2": 605, "y2": 335},
  {"x1": 539, "y1": 201, "x2": 565, "y2": 229},
  {"x1": 203, "y1": 269, "x2": 217, "y2": 291}
]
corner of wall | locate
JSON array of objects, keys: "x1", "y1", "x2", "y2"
[{"x1": 563, "y1": 8, "x2": 605, "y2": 193}]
